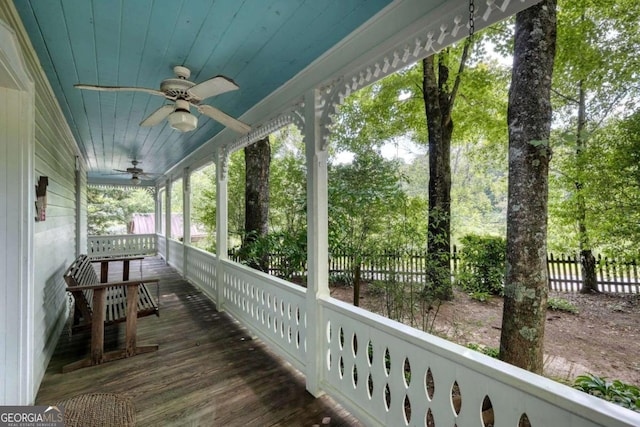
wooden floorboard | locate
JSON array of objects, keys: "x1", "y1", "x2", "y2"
[{"x1": 36, "y1": 256, "x2": 362, "y2": 427}]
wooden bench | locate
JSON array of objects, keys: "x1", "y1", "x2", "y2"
[{"x1": 63, "y1": 254, "x2": 160, "y2": 372}]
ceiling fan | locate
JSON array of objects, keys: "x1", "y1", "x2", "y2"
[
  {"x1": 108, "y1": 160, "x2": 160, "y2": 185},
  {"x1": 75, "y1": 66, "x2": 251, "y2": 134}
]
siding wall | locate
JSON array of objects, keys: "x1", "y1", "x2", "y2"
[{"x1": 0, "y1": 3, "x2": 84, "y2": 403}]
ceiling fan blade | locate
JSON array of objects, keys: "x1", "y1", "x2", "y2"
[
  {"x1": 140, "y1": 105, "x2": 174, "y2": 127},
  {"x1": 75, "y1": 84, "x2": 166, "y2": 98},
  {"x1": 188, "y1": 75, "x2": 239, "y2": 100},
  {"x1": 197, "y1": 105, "x2": 251, "y2": 134}
]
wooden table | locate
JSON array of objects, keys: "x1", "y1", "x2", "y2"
[{"x1": 91, "y1": 256, "x2": 145, "y2": 283}]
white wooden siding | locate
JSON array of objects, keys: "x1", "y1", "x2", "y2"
[{"x1": 0, "y1": 2, "x2": 83, "y2": 403}]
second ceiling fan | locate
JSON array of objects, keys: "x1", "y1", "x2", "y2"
[{"x1": 75, "y1": 66, "x2": 251, "y2": 134}]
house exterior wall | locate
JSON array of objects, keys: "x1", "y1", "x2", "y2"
[{"x1": 0, "y1": 3, "x2": 84, "y2": 404}]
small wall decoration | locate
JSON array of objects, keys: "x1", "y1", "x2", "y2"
[{"x1": 35, "y1": 176, "x2": 48, "y2": 222}]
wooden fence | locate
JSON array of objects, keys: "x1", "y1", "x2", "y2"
[
  {"x1": 229, "y1": 248, "x2": 640, "y2": 294},
  {"x1": 547, "y1": 252, "x2": 640, "y2": 293}
]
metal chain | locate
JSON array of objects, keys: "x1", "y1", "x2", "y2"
[{"x1": 469, "y1": 0, "x2": 475, "y2": 39}]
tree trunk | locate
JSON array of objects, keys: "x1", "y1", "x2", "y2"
[
  {"x1": 241, "y1": 137, "x2": 270, "y2": 271},
  {"x1": 575, "y1": 80, "x2": 599, "y2": 293},
  {"x1": 353, "y1": 262, "x2": 361, "y2": 307},
  {"x1": 420, "y1": 40, "x2": 472, "y2": 301},
  {"x1": 499, "y1": 0, "x2": 557, "y2": 374},
  {"x1": 422, "y1": 55, "x2": 454, "y2": 301}
]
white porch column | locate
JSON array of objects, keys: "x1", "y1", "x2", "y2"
[
  {"x1": 183, "y1": 167, "x2": 191, "y2": 276},
  {"x1": 165, "y1": 179, "x2": 172, "y2": 264},
  {"x1": 154, "y1": 186, "x2": 160, "y2": 250},
  {"x1": 215, "y1": 149, "x2": 228, "y2": 310},
  {"x1": 304, "y1": 88, "x2": 329, "y2": 397}
]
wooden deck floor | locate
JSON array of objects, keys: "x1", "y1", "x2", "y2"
[{"x1": 36, "y1": 256, "x2": 361, "y2": 427}]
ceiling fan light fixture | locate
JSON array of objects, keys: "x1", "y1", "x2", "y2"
[
  {"x1": 168, "y1": 109, "x2": 197, "y2": 132},
  {"x1": 131, "y1": 175, "x2": 141, "y2": 185}
]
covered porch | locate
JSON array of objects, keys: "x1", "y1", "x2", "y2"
[
  {"x1": 36, "y1": 256, "x2": 360, "y2": 426},
  {"x1": 1, "y1": 0, "x2": 639, "y2": 425}
]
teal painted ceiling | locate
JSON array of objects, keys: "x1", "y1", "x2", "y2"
[{"x1": 15, "y1": 0, "x2": 393, "y2": 182}]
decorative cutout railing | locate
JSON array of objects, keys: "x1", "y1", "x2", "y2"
[
  {"x1": 222, "y1": 260, "x2": 307, "y2": 372},
  {"x1": 157, "y1": 235, "x2": 166, "y2": 259},
  {"x1": 319, "y1": 298, "x2": 637, "y2": 427},
  {"x1": 153, "y1": 236, "x2": 640, "y2": 427},
  {"x1": 184, "y1": 245, "x2": 218, "y2": 301},
  {"x1": 87, "y1": 234, "x2": 157, "y2": 258},
  {"x1": 167, "y1": 239, "x2": 183, "y2": 274}
]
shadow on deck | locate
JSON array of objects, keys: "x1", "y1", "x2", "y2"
[{"x1": 36, "y1": 256, "x2": 360, "y2": 426}]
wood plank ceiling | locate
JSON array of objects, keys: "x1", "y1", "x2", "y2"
[{"x1": 14, "y1": 0, "x2": 393, "y2": 183}]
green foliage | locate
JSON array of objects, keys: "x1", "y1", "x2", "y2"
[
  {"x1": 547, "y1": 0, "x2": 640, "y2": 255},
  {"x1": 328, "y1": 149, "x2": 415, "y2": 288},
  {"x1": 455, "y1": 234, "x2": 506, "y2": 295},
  {"x1": 547, "y1": 297, "x2": 579, "y2": 314},
  {"x1": 189, "y1": 163, "x2": 217, "y2": 251},
  {"x1": 468, "y1": 291, "x2": 492, "y2": 303},
  {"x1": 329, "y1": 272, "x2": 353, "y2": 287},
  {"x1": 370, "y1": 276, "x2": 442, "y2": 333},
  {"x1": 269, "y1": 127, "x2": 307, "y2": 238},
  {"x1": 549, "y1": 111, "x2": 640, "y2": 257},
  {"x1": 87, "y1": 186, "x2": 154, "y2": 235},
  {"x1": 466, "y1": 343, "x2": 499, "y2": 359},
  {"x1": 573, "y1": 373, "x2": 640, "y2": 412}
]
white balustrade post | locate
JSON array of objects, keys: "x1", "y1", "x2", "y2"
[
  {"x1": 215, "y1": 149, "x2": 228, "y2": 310},
  {"x1": 154, "y1": 187, "x2": 160, "y2": 255},
  {"x1": 304, "y1": 88, "x2": 329, "y2": 397},
  {"x1": 165, "y1": 179, "x2": 172, "y2": 264},
  {"x1": 183, "y1": 167, "x2": 191, "y2": 277}
]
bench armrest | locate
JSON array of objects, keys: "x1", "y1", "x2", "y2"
[{"x1": 67, "y1": 277, "x2": 160, "y2": 291}]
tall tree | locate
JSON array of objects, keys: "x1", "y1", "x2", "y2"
[
  {"x1": 422, "y1": 39, "x2": 472, "y2": 300},
  {"x1": 549, "y1": 0, "x2": 640, "y2": 292},
  {"x1": 571, "y1": 112, "x2": 640, "y2": 257},
  {"x1": 329, "y1": 149, "x2": 406, "y2": 306},
  {"x1": 241, "y1": 136, "x2": 270, "y2": 271},
  {"x1": 500, "y1": 0, "x2": 557, "y2": 373}
]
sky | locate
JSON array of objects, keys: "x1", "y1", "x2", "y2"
[{"x1": 332, "y1": 136, "x2": 426, "y2": 165}]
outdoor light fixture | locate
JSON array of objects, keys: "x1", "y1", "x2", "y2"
[
  {"x1": 131, "y1": 175, "x2": 141, "y2": 185},
  {"x1": 167, "y1": 102, "x2": 198, "y2": 132}
]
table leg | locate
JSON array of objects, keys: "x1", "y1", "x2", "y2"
[
  {"x1": 125, "y1": 284, "x2": 138, "y2": 356},
  {"x1": 100, "y1": 261, "x2": 109, "y2": 283},
  {"x1": 123, "y1": 259, "x2": 130, "y2": 281},
  {"x1": 91, "y1": 288, "x2": 105, "y2": 364}
]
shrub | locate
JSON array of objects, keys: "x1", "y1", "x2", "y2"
[
  {"x1": 547, "y1": 297, "x2": 579, "y2": 314},
  {"x1": 456, "y1": 235, "x2": 506, "y2": 296},
  {"x1": 574, "y1": 373, "x2": 640, "y2": 411},
  {"x1": 468, "y1": 290, "x2": 492, "y2": 303}
]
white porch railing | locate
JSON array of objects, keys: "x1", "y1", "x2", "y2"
[
  {"x1": 157, "y1": 235, "x2": 166, "y2": 259},
  {"x1": 87, "y1": 234, "x2": 157, "y2": 258},
  {"x1": 156, "y1": 237, "x2": 640, "y2": 427},
  {"x1": 185, "y1": 245, "x2": 218, "y2": 301},
  {"x1": 221, "y1": 260, "x2": 307, "y2": 371},
  {"x1": 167, "y1": 239, "x2": 183, "y2": 274}
]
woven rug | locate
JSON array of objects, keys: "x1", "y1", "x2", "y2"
[{"x1": 56, "y1": 392, "x2": 136, "y2": 427}]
